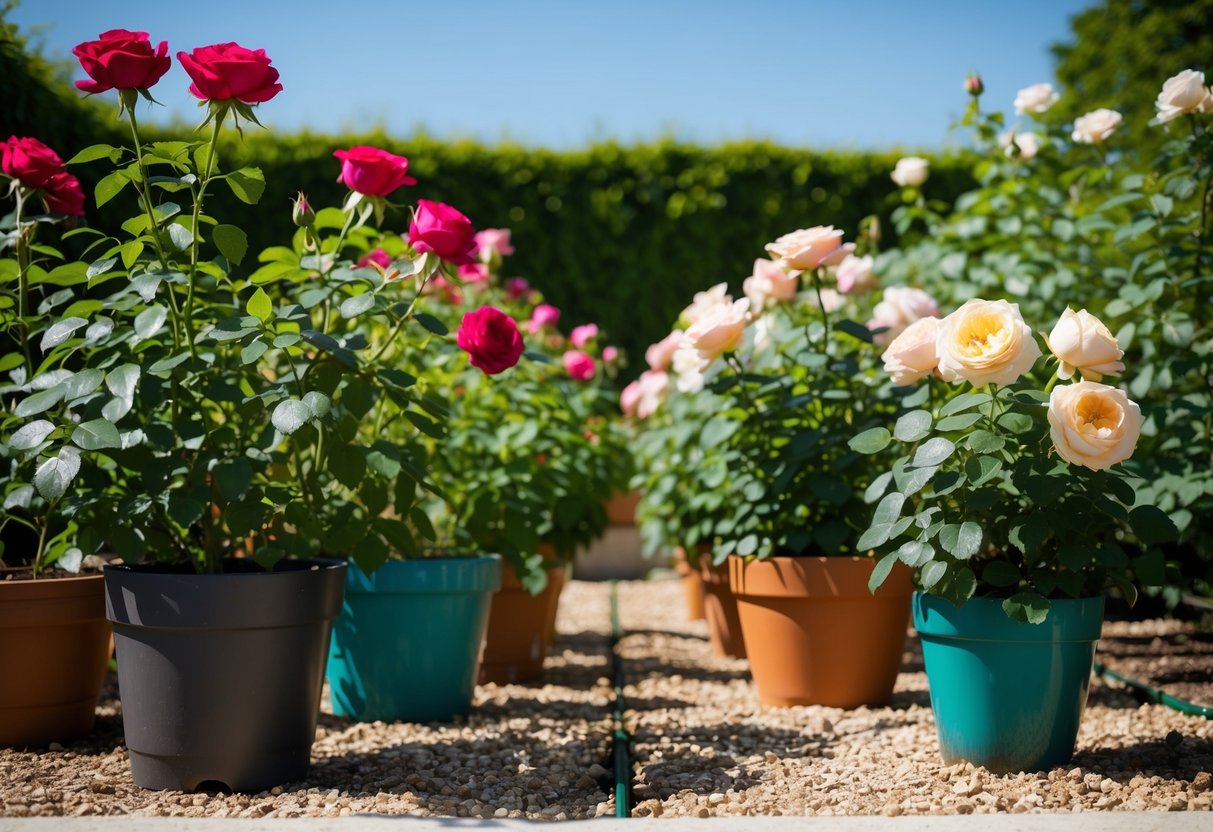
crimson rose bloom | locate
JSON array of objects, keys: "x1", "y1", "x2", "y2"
[
  {"x1": 73, "y1": 29, "x2": 171, "y2": 93},
  {"x1": 178, "y1": 42, "x2": 283, "y2": 103},
  {"x1": 42, "y1": 173, "x2": 86, "y2": 217},
  {"x1": 333, "y1": 146, "x2": 416, "y2": 197},
  {"x1": 1, "y1": 136, "x2": 67, "y2": 190},
  {"x1": 457, "y1": 306, "x2": 524, "y2": 375},
  {"x1": 409, "y1": 200, "x2": 477, "y2": 266}
]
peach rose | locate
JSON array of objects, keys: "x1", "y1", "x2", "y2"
[
  {"x1": 683, "y1": 282, "x2": 732, "y2": 325},
  {"x1": 1000, "y1": 130, "x2": 1041, "y2": 161},
  {"x1": 1044, "y1": 307, "x2": 1124, "y2": 381},
  {"x1": 1048, "y1": 381, "x2": 1142, "y2": 471},
  {"x1": 743, "y1": 257, "x2": 800, "y2": 311},
  {"x1": 868, "y1": 287, "x2": 940, "y2": 344},
  {"x1": 645, "y1": 331, "x2": 683, "y2": 371},
  {"x1": 764, "y1": 226, "x2": 846, "y2": 270},
  {"x1": 936, "y1": 298, "x2": 1042, "y2": 387},
  {"x1": 635, "y1": 370, "x2": 670, "y2": 419},
  {"x1": 1154, "y1": 69, "x2": 1212, "y2": 125},
  {"x1": 1014, "y1": 82, "x2": 1059, "y2": 115},
  {"x1": 683, "y1": 297, "x2": 750, "y2": 362},
  {"x1": 1071, "y1": 109, "x2": 1123, "y2": 144},
  {"x1": 672, "y1": 345, "x2": 707, "y2": 394},
  {"x1": 881, "y1": 316, "x2": 939, "y2": 385},
  {"x1": 835, "y1": 254, "x2": 876, "y2": 294},
  {"x1": 890, "y1": 157, "x2": 929, "y2": 188}
]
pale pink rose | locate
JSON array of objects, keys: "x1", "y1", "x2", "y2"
[
  {"x1": 890, "y1": 157, "x2": 929, "y2": 188},
  {"x1": 1072, "y1": 109, "x2": 1123, "y2": 144},
  {"x1": 672, "y1": 345, "x2": 707, "y2": 393},
  {"x1": 743, "y1": 258, "x2": 800, "y2": 311},
  {"x1": 683, "y1": 283, "x2": 732, "y2": 325},
  {"x1": 646, "y1": 331, "x2": 682, "y2": 371},
  {"x1": 570, "y1": 323, "x2": 599, "y2": 347},
  {"x1": 562, "y1": 349, "x2": 596, "y2": 381},
  {"x1": 835, "y1": 254, "x2": 876, "y2": 294},
  {"x1": 869, "y1": 287, "x2": 940, "y2": 343},
  {"x1": 765, "y1": 226, "x2": 846, "y2": 271},
  {"x1": 635, "y1": 369, "x2": 670, "y2": 419},
  {"x1": 1000, "y1": 130, "x2": 1041, "y2": 161},
  {"x1": 620, "y1": 380, "x2": 642, "y2": 416},
  {"x1": 881, "y1": 317, "x2": 939, "y2": 385},
  {"x1": 1154, "y1": 69, "x2": 1212, "y2": 124},
  {"x1": 683, "y1": 298, "x2": 750, "y2": 362},
  {"x1": 603, "y1": 346, "x2": 619, "y2": 363},
  {"x1": 528, "y1": 303, "x2": 560, "y2": 334},
  {"x1": 474, "y1": 228, "x2": 514, "y2": 260},
  {"x1": 1014, "y1": 82, "x2": 1059, "y2": 115}
]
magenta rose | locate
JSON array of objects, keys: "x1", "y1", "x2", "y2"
[
  {"x1": 73, "y1": 29, "x2": 171, "y2": 94},
  {"x1": 332, "y1": 146, "x2": 416, "y2": 197},
  {"x1": 562, "y1": 350, "x2": 596, "y2": 381},
  {"x1": 177, "y1": 42, "x2": 283, "y2": 103},
  {"x1": 42, "y1": 173, "x2": 86, "y2": 217},
  {"x1": 356, "y1": 248, "x2": 392, "y2": 269},
  {"x1": 409, "y1": 199, "x2": 477, "y2": 266},
  {"x1": 457, "y1": 306, "x2": 524, "y2": 375},
  {"x1": 458, "y1": 262, "x2": 489, "y2": 284},
  {"x1": 528, "y1": 303, "x2": 560, "y2": 334},
  {"x1": 474, "y1": 228, "x2": 514, "y2": 259},
  {"x1": 570, "y1": 323, "x2": 599, "y2": 347},
  {"x1": 1, "y1": 136, "x2": 67, "y2": 190},
  {"x1": 505, "y1": 277, "x2": 530, "y2": 300},
  {"x1": 603, "y1": 346, "x2": 619, "y2": 363}
]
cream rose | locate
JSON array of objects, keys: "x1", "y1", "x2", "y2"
[
  {"x1": 1014, "y1": 82, "x2": 1059, "y2": 115},
  {"x1": 1071, "y1": 109, "x2": 1123, "y2": 144},
  {"x1": 765, "y1": 226, "x2": 846, "y2": 270},
  {"x1": 1048, "y1": 381, "x2": 1142, "y2": 471},
  {"x1": 645, "y1": 331, "x2": 682, "y2": 371},
  {"x1": 1000, "y1": 130, "x2": 1041, "y2": 161},
  {"x1": 868, "y1": 286, "x2": 940, "y2": 343},
  {"x1": 936, "y1": 298, "x2": 1042, "y2": 387},
  {"x1": 1044, "y1": 307, "x2": 1124, "y2": 381},
  {"x1": 835, "y1": 254, "x2": 876, "y2": 294},
  {"x1": 682, "y1": 282, "x2": 732, "y2": 325},
  {"x1": 891, "y1": 156, "x2": 929, "y2": 188},
  {"x1": 672, "y1": 345, "x2": 707, "y2": 393},
  {"x1": 1154, "y1": 69, "x2": 1212, "y2": 124},
  {"x1": 743, "y1": 258, "x2": 800, "y2": 311},
  {"x1": 881, "y1": 316, "x2": 939, "y2": 386},
  {"x1": 683, "y1": 297, "x2": 750, "y2": 362}
]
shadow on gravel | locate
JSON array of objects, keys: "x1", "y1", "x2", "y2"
[{"x1": 1070, "y1": 735, "x2": 1213, "y2": 781}]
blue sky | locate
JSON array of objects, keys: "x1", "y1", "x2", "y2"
[{"x1": 14, "y1": 0, "x2": 1092, "y2": 150}]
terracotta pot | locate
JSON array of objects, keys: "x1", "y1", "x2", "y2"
[
  {"x1": 605, "y1": 490, "x2": 642, "y2": 526},
  {"x1": 0, "y1": 572, "x2": 111, "y2": 746},
  {"x1": 543, "y1": 566, "x2": 567, "y2": 651},
  {"x1": 699, "y1": 550, "x2": 746, "y2": 659},
  {"x1": 730, "y1": 555, "x2": 912, "y2": 708},
  {"x1": 480, "y1": 563, "x2": 566, "y2": 684},
  {"x1": 672, "y1": 548, "x2": 705, "y2": 621}
]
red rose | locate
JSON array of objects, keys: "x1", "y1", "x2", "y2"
[
  {"x1": 42, "y1": 173, "x2": 86, "y2": 217},
  {"x1": 177, "y1": 43, "x2": 283, "y2": 104},
  {"x1": 409, "y1": 199, "x2": 477, "y2": 266},
  {"x1": 73, "y1": 29, "x2": 171, "y2": 94},
  {"x1": 456, "y1": 306, "x2": 524, "y2": 375},
  {"x1": 1, "y1": 136, "x2": 67, "y2": 190},
  {"x1": 333, "y1": 146, "x2": 416, "y2": 197}
]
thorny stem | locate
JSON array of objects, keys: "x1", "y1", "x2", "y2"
[{"x1": 13, "y1": 188, "x2": 33, "y2": 376}]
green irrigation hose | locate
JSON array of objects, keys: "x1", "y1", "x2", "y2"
[
  {"x1": 1093, "y1": 660, "x2": 1213, "y2": 718},
  {"x1": 609, "y1": 580, "x2": 633, "y2": 818}
]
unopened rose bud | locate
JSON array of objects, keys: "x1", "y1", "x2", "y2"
[
  {"x1": 965, "y1": 73, "x2": 984, "y2": 97},
  {"x1": 292, "y1": 192, "x2": 315, "y2": 228}
]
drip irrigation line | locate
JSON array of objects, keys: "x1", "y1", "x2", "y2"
[
  {"x1": 609, "y1": 580, "x2": 633, "y2": 817},
  {"x1": 1093, "y1": 661, "x2": 1213, "y2": 719}
]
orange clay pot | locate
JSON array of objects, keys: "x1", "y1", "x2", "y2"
[
  {"x1": 729, "y1": 555, "x2": 912, "y2": 708},
  {"x1": 699, "y1": 549, "x2": 746, "y2": 659},
  {"x1": 605, "y1": 490, "x2": 642, "y2": 526},
  {"x1": 480, "y1": 561, "x2": 566, "y2": 685},
  {"x1": 0, "y1": 571, "x2": 111, "y2": 746},
  {"x1": 672, "y1": 548, "x2": 705, "y2": 621}
]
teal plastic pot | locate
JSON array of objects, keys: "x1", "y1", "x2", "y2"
[
  {"x1": 914, "y1": 592, "x2": 1104, "y2": 774},
  {"x1": 326, "y1": 555, "x2": 501, "y2": 723}
]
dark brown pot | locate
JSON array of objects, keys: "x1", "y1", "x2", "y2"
[
  {"x1": 730, "y1": 555, "x2": 912, "y2": 708},
  {"x1": 672, "y1": 548, "x2": 705, "y2": 621},
  {"x1": 0, "y1": 572, "x2": 111, "y2": 746},
  {"x1": 480, "y1": 563, "x2": 566, "y2": 684},
  {"x1": 605, "y1": 490, "x2": 642, "y2": 526},
  {"x1": 698, "y1": 549, "x2": 746, "y2": 659}
]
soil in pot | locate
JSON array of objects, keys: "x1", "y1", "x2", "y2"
[
  {"x1": 480, "y1": 562, "x2": 566, "y2": 684},
  {"x1": 698, "y1": 551, "x2": 746, "y2": 659}
]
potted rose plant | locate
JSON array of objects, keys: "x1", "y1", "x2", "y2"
[
  {"x1": 0, "y1": 133, "x2": 112, "y2": 747},
  {"x1": 856, "y1": 297, "x2": 1176, "y2": 772}
]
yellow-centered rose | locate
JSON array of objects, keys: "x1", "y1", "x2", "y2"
[
  {"x1": 1047, "y1": 381, "x2": 1142, "y2": 471},
  {"x1": 1044, "y1": 307, "x2": 1124, "y2": 381},
  {"x1": 936, "y1": 298, "x2": 1041, "y2": 386}
]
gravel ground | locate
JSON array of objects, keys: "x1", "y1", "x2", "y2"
[
  {"x1": 0, "y1": 581, "x2": 616, "y2": 820},
  {"x1": 618, "y1": 576, "x2": 1213, "y2": 817}
]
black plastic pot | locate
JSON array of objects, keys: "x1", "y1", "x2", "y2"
[{"x1": 104, "y1": 558, "x2": 346, "y2": 792}]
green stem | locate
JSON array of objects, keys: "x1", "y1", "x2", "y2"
[
  {"x1": 185, "y1": 114, "x2": 225, "y2": 355},
  {"x1": 809, "y1": 268, "x2": 831, "y2": 340},
  {"x1": 1043, "y1": 370, "x2": 1060, "y2": 394},
  {"x1": 13, "y1": 188, "x2": 33, "y2": 376},
  {"x1": 369, "y1": 274, "x2": 433, "y2": 364},
  {"x1": 32, "y1": 514, "x2": 51, "y2": 577}
]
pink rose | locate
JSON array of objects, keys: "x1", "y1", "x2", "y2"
[
  {"x1": 505, "y1": 277, "x2": 530, "y2": 300},
  {"x1": 409, "y1": 199, "x2": 477, "y2": 266},
  {"x1": 42, "y1": 173, "x2": 86, "y2": 217},
  {"x1": 570, "y1": 323, "x2": 599, "y2": 347},
  {"x1": 356, "y1": 248, "x2": 392, "y2": 269},
  {"x1": 177, "y1": 42, "x2": 282, "y2": 104},
  {"x1": 645, "y1": 331, "x2": 682, "y2": 371},
  {"x1": 835, "y1": 254, "x2": 876, "y2": 294},
  {"x1": 1, "y1": 136, "x2": 67, "y2": 189},
  {"x1": 603, "y1": 346, "x2": 619, "y2": 363},
  {"x1": 528, "y1": 303, "x2": 560, "y2": 334},
  {"x1": 475, "y1": 228, "x2": 514, "y2": 260},
  {"x1": 73, "y1": 29, "x2": 171, "y2": 94},
  {"x1": 620, "y1": 381, "x2": 642, "y2": 416},
  {"x1": 881, "y1": 317, "x2": 939, "y2": 385},
  {"x1": 743, "y1": 257, "x2": 799, "y2": 311},
  {"x1": 457, "y1": 306, "x2": 524, "y2": 375},
  {"x1": 458, "y1": 262, "x2": 489, "y2": 283},
  {"x1": 563, "y1": 350, "x2": 596, "y2": 381},
  {"x1": 635, "y1": 370, "x2": 670, "y2": 418},
  {"x1": 332, "y1": 146, "x2": 416, "y2": 197},
  {"x1": 765, "y1": 226, "x2": 847, "y2": 270},
  {"x1": 869, "y1": 287, "x2": 940, "y2": 344}
]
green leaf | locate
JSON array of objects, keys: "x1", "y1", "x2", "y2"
[
  {"x1": 414, "y1": 312, "x2": 449, "y2": 335},
  {"x1": 849, "y1": 427, "x2": 892, "y2": 454},
  {"x1": 940, "y1": 392, "x2": 990, "y2": 417},
  {"x1": 938, "y1": 521, "x2": 983, "y2": 560},
  {"x1": 15, "y1": 387, "x2": 65, "y2": 418},
  {"x1": 10, "y1": 419, "x2": 55, "y2": 450},
  {"x1": 1002, "y1": 591, "x2": 1051, "y2": 625},
  {"x1": 71, "y1": 418, "x2": 121, "y2": 450},
  {"x1": 272, "y1": 398, "x2": 311, "y2": 434},
  {"x1": 247, "y1": 287, "x2": 273, "y2": 323},
  {"x1": 856, "y1": 492, "x2": 905, "y2": 550},
  {"x1": 934, "y1": 412, "x2": 983, "y2": 432},
  {"x1": 225, "y1": 167, "x2": 266, "y2": 204},
  {"x1": 863, "y1": 471, "x2": 892, "y2": 504},
  {"x1": 330, "y1": 444, "x2": 367, "y2": 489},
  {"x1": 868, "y1": 552, "x2": 900, "y2": 593},
  {"x1": 94, "y1": 171, "x2": 128, "y2": 208},
  {"x1": 921, "y1": 560, "x2": 947, "y2": 589},
  {"x1": 86, "y1": 256, "x2": 118, "y2": 279},
  {"x1": 339, "y1": 292, "x2": 375, "y2": 319},
  {"x1": 405, "y1": 410, "x2": 444, "y2": 439},
  {"x1": 67, "y1": 144, "x2": 119, "y2": 165},
  {"x1": 40, "y1": 316, "x2": 88, "y2": 351},
  {"x1": 896, "y1": 540, "x2": 935, "y2": 567},
  {"x1": 134, "y1": 305, "x2": 167, "y2": 340},
  {"x1": 836, "y1": 319, "x2": 873, "y2": 343},
  {"x1": 366, "y1": 448, "x2": 402, "y2": 480},
  {"x1": 1128, "y1": 505, "x2": 1178, "y2": 545},
  {"x1": 894, "y1": 410, "x2": 932, "y2": 442},
  {"x1": 912, "y1": 437, "x2": 954, "y2": 468},
  {"x1": 302, "y1": 391, "x2": 332, "y2": 419},
  {"x1": 964, "y1": 454, "x2": 1003, "y2": 486},
  {"x1": 34, "y1": 447, "x2": 80, "y2": 501},
  {"x1": 167, "y1": 223, "x2": 193, "y2": 251},
  {"x1": 213, "y1": 224, "x2": 248, "y2": 265},
  {"x1": 214, "y1": 458, "x2": 254, "y2": 504},
  {"x1": 997, "y1": 412, "x2": 1034, "y2": 434},
  {"x1": 240, "y1": 339, "x2": 268, "y2": 364},
  {"x1": 967, "y1": 430, "x2": 1005, "y2": 453}
]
